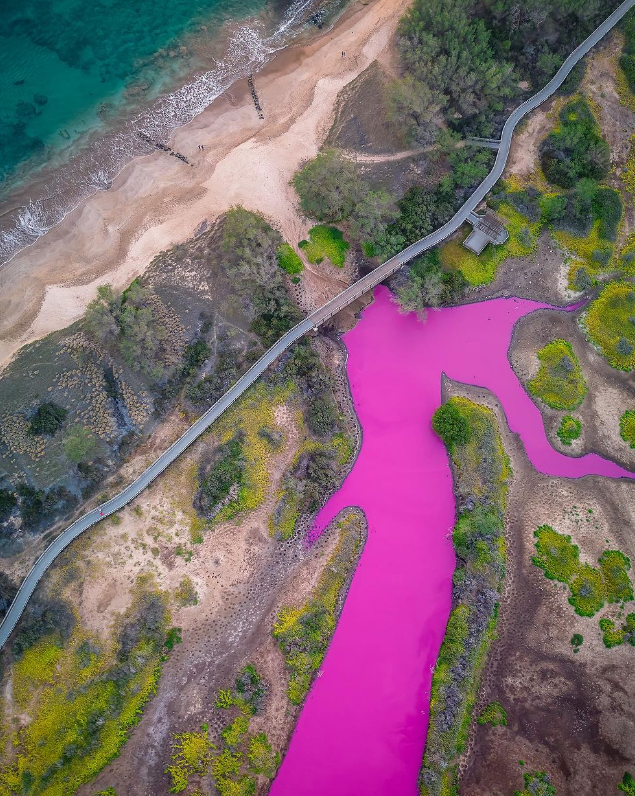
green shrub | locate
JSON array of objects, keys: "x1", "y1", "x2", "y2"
[
  {"x1": 277, "y1": 243, "x2": 303, "y2": 275},
  {"x1": 299, "y1": 225, "x2": 349, "y2": 268},
  {"x1": 527, "y1": 340, "x2": 587, "y2": 410},
  {"x1": 533, "y1": 526, "x2": 633, "y2": 617},
  {"x1": 514, "y1": 770, "x2": 556, "y2": 796},
  {"x1": 557, "y1": 415, "x2": 582, "y2": 445},
  {"x1": 432, "y1": 400, "x2": 472, "y2": 450},
  {"x1": 570, "y1": 633, "x2": 583, "y2": 648},
  {"x1": 196, "y1": 435, "x2": 245, "y2": 515},
  {"x1": 28, "y1": 402, "x2": 67, "y2": 436},
  {"x1": 305, "y1": 393, "x2": 339, "y2": 437},
  {"x1": 619, "y1": 410, "x2": 635, "y2": 447},
  {"x1": 292, "y1": 150, "x2": 367, "y2": 223},
  {"x1": 477, "y1": 701, "x2": 507, "y2": 727},
  {"x1": 533, "y1": 525, "x2": 581, "y2": 583},
  {"x1": 585, "y1": 283, "x2": 635, "y2": 371},
  {"x1": 540, "y1": 98, "x2": 610, "y2": 189},
  {"x1": 618, "y1": 771, "x2": 635, "y2": 795},
  {"x1": 593, "y1": 187, "x2": 622, "y2": 241},
  {"x1": 599, "y1": 550, "x2": 634, "y2": 603},
  {"x1": 599, "y1": 618, "x2": 625, "y2": 648}
]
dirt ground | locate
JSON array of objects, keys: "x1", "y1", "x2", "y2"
[{"x1": 446, "y1": 379, "x2": 635, "y2": 796}]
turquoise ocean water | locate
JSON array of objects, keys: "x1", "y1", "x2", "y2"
[{"x1": 0, "y1": 0, "x2": 334, "y2": 263}]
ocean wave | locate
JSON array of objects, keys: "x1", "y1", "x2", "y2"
[{"x1": 0, "y1": 0, "x2": 321, "y2": 266}]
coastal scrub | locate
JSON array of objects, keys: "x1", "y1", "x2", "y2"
[
  {"x1": 299, "y1": 225, "x2": 349, "y2": 268},
  {"x1": 557, "y1": 415, "x2": 582, "y2": 445},
  {"x1": 421, "y1": 396, "x2": 511, "y2": 796},
  {"x1": 584, "y1": 282, "x2": 635, "y2": 370},
  {"x1": 527, "y1": 340, "x2": 587, "y2": 410}
]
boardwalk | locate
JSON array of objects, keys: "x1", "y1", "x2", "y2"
[{"x1": 0, "y1": 0, "x2": 633, "y2": 649}]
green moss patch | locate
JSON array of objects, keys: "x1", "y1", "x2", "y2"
[
  {"x1": 527, "y1": 339, "x2": 587, "y2": 410},
  {"x1": 298, "y1": 225, "x2": 349, "y2": 268},
  {"x1": 532, "y1": 525, "x2": 633, "y2": 617},
  {"x1": 557, "y1": 415, "x2": 582, "y2": 445},
  {"x1": 620, "y1": 410, "x2": 635, "y2": 447},
  {"x1": 585, "y1": 282, "x2": 635, "y2": 371},
  {"x1": 276, "y1": 243, "x2": 304, "y2": 275}
]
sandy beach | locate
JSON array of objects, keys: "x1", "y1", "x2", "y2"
[{"x1": 0, "y1": 0, "x2": 409, "y2": 370}]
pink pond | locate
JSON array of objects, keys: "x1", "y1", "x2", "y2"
[{"x1": 269, "y1": 286, "x2": 634, "y2": 796}]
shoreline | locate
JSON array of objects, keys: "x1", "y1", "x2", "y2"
[{"x1": 0, "y1": 0, "x2": 409, "y2": 371}]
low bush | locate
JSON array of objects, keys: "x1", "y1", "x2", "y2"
[
  {"x1": 619, "y1": 771, "x2": 635, "y2": 795},
  {"x1": 585, "y1": 282, "x2": 635, "y2": 371},
  {"x1": 196, "y1": 435, "x2": 245, "y2": 517},
  {"x1": 477, "y1": 701, "x2": 507, "y2": 727},
  {"x1": 557, "y1": 416, "x2": 582, "y2": 446},
  {"x1": 527, "y1": 339, "x2": 587, "y2": 410},
  {"x1": 514, "y1": 770, "x2": 556, "y2": 796},
  {"x1": 619, "y1": 410, "x2": 635, "y2": 448},
  {"x1": 533, "y1": 525, "x2": 633, "y2": 617}
]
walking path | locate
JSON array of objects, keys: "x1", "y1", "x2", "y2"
[{"x1": 0, "y1": 0, "x2": 633, "y2": 650}]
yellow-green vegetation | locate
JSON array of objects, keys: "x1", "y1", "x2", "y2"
[
  {"x1": 165, "y1": 665, "x2": 279, "y2": 794},
  {"x1": 273, "y1": 511, "x2": 364, "y2": 704},
  {"x1": 557, "y1": 415, "x2": 582, "y2": 446},
  {"x1": 276, "y1": 243, "x2": 304, "y2": 275},
  {"x1": 584, "y1": 282, "x2": 635, "y2": 371},
  {"x1": 0, "y1": 580, "x2": 171, "y2": 796},
  {"x1": 599, "y1": 614, "x2": 635, "y2": 649},
  {"x1": 422, "y1": 397, "x2": 511, "y2": 796},
  {"x1": 299, "y1": 225, "x2": 349, "y2": 268},
  {"x1": 477, "y1": 701, "x2": 507, "y2": 727},
  {"x1": 165, "y1": 729, "x2": 214, "y2": 792},
  {"x1": 514, "y1": 770, "x2": 556, "y2": 796},
  {"x1": 202, "y1": 383, "x2": 292, "y2": 524},
  {"x1": 439, "y1": 203, "x2": 538, "y2": 286},
  {"x1": 533, "y1": 525, "x2": 633, "y2": 617},
  {"x1": 174, "y1": 576, "x2": 198, "y2": 607},
  {"x1": 527, "y1": 340, "x2": 587, "y2": 410},
  {"x1": 620, "y1": 410, "x2": 635, "y2": 448},
  {"x1": 619, "y1": 771, "x2": 635, "y2": 795},
  {"x1": 270, "y1": 431, "x2": 354, "y2": 540}
]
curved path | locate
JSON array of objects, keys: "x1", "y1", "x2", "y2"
[{"x1": 0, "y1": 0, "x2": 633, "y2": 650}]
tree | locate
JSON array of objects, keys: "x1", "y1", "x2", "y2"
[
  {"x1": 292, "y1": 150, "x2": 368, "y2": 223},
  {"x1": 63, "y1": 425, "x2": 97, "y2": 463},
  {"x1": 432, "y1": 401, "x2": 471, "y2": 449},
  {"x1": 222, "y1": 207, "x2": 284, "y2": 291},
  {"x1": 387, "y1": 74, "x2": 446, "y2": 144},
  {"x1": 28, "y1": 402, "x2": 67, "y2": 436},
  {"x1": 0, "y1": 489, "x2": 17, "y2": 523},
  {"x1": 85, "y1": 284, "x2": 120, "y2": 343}
]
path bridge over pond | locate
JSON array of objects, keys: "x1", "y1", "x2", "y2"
[{"x1": 0, "y1": 0, "x2": 633, "y2": 650}]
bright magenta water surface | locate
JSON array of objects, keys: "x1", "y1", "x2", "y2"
[{"x1": 269, "y1": 286, "x2": 634, "y2": 796}]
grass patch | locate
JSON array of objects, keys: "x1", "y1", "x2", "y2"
[
  {"x1": 584, "y1": 282, "x2": 635, "y2": 371},
  {"x1": 439, "y1": 203, "x2": 538, "y2": 287},
  {"x1": 477, "y1": 701, "x2": 507, "y2": 727},
  {"x1": 298, "y1": 225, "x2": 349, "y2": 268},
  {"x1": 276, "y1": 243, "x2": 304, "y2": 275},
  {"x1": 557, "y1": 415, "x2": 582, "y2": 445},
  {"x1": 273, "y1": 511, "x2": 363, "y2": 704},
  {"x1": 620, "y1": 410, "x2": 635, "y2": 448},
  {"x1": 532, "y1": 525, "x2": 633, "y2": 617},
  {"x1": 527, "y1": 339, "x2": 587, "y2": 410}
]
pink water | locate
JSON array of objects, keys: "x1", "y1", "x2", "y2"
[{"x1": 270, "y1": 286, "x2": 634, "y2": 796}]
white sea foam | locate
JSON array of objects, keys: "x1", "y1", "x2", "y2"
[{"x1": 0, "y1": 0, "x2": 323, "y2": 266}]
